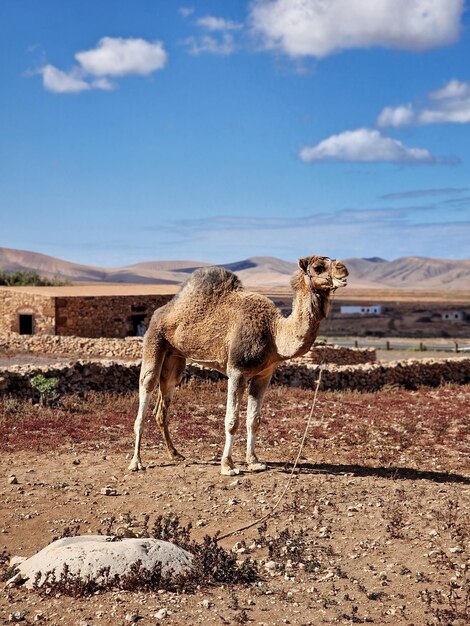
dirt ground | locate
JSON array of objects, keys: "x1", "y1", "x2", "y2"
[{"x1": 1, "y1": 381, "x2": 469, "y2": 625}]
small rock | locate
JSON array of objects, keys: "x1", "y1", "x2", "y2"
[
  {"x1": 201, "y1": 599, "x2": 212, "y2": 609},
  {"x1": 264, "y1": 560, "x2": 277, "y2": 571},
  {"x1": 8, "y1": 476, "x2": 18, "y2": 485},
  {"x1": 232, "y1": 541, "x2": 246, "y2": 553},
  {"x1": 33, "y1": 614, "x2": 44, "y2": 623},
  {"x1": 8, "y1": 613, "x2": 24, "y2": 623},
  {"x1": 72, "y1": 459, "x2": 80, "y2": 465},
  {"x1": 125, "y1": 613, "x2": 141, "y2": 623},
  {"x1": 100, "y1": 486, "x2": 118, "y2": 496},
  {"x1": 449, "y1": 546, "x2": 463, "y2": 554},
  {"x1": 155, "y1": 608, "x2": 169, "y2": 620}
]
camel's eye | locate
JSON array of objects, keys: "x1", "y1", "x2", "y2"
[{"x1": 313, "y1": 264, "x2": 324, "y2": 273}]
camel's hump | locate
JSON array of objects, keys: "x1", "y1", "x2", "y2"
[{"x1": 178, "y1": 266, "x2": 242, "y2": 298}]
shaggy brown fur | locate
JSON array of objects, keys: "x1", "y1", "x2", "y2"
[{"x1": 129, "y1": 256, "x2": 348, "y2": 475}]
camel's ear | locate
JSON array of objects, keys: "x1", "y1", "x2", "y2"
[{"x1": 298, "y1": 257, "x2": 309, "y2": 274}]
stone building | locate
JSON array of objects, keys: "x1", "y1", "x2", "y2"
[{"x1": 0, "y1": 285, "x2": 177, "y2": 338}]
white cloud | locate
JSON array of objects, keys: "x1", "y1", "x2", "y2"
[
  {"x1": 249, "y1": 0, "x2": 464, "y2": 58},
  {"x1": 430, "y1": 79, "x2": 470, "y2": 100},
  {"x1": 75, "y1": 37, "x2": 167, "y2": 77},
  {"x1": 35, "y1": 37, "x2": 168, "y2": 94},
  {"x1": 40, "y1": 65, "x2": 91, "y2": 94},
  {"x1": 184, "y1": 33, "x2": 237, "y2": 56},
  {"x1": 378, "y1": 79, "x2": 470, "y2": 126},
  {"x1": 183, "y1": 15, "x2": 242, "y2": 55},
  {"x1": 90, "y1": 77, "x2": 115, "y2": 91},
  {"x1": 299, "y1": 128, "x2": 436, "y2": 164},
  {"x1": 197, "y1": 16, "x2": 243, "y2": 31},
  {"x1": 419, "y1": 79, "x2": 470, "y2": 124},
  {"x1": 179, "y1": 7, "x2": 194, "y2": 18},
  {"x1": 377, "y1": 105, "x2": 415, "y2": 128}
]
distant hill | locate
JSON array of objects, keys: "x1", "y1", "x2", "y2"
[{"x1": 0, "y1": 247, "x2": 469, "y2": 290}]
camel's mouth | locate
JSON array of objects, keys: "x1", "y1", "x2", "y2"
[
  {"x1": 332, "y1": 276, "x2": 348, "y2": 289},
  {"x1": 331, "y1": 260, "x2": 349, "y2": 289}
]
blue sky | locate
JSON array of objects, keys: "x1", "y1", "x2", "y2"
[{"x1": 1, "y1": 0, "x2": 469, "y2": 266}]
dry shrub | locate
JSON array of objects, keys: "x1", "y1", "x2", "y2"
[{"x1": 31, "y1": 513, "x2": 259, "y2": 597}]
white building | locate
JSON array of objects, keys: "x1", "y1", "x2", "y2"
[
  {"x1": 340, "y1": 305, "x2": 382, "y2": 315},
  {"x1": 440, "y1": 310, "x2": 467, "y2": 321}
]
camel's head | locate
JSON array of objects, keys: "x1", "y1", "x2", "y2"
[{"x1": 298, "y1": 256, "x2": 349, "y2": 292}]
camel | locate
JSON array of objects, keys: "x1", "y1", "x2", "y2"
[{"x1": 129, "y1": 255, "x2": 348, "y2": 475}]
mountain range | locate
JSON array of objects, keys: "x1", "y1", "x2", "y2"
[{"x1": 1, "y1": 247, "x2": 469, "y2": 290}]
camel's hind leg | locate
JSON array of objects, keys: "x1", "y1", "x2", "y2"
[
  {"x1": 128, "y1": 349, "x2": 166, "y2": 472},
  {"x1": 246, "y1": 373, "x2": 272, "y2": 472},
  {"x1": 154, "y1": 353, "x2": 186, "y2": 462}
]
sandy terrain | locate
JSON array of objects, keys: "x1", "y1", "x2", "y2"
[{"x1": 1, "y1": 381, "x2": 469, "y2": 625}]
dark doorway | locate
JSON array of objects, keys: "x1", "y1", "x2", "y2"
[
  {"x1": 130, "y1": 314, "x2": 147, "y2": 337},
  {"x1": 19, "y1": 314, "x2": 34, "y2": 335}
]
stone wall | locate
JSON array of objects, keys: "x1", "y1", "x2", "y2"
[
  {"x1": 0, "y1": 334, "x2": 376, "y2": 365},
  {"x1": 1, "y1": 357, "x2": 468, "y2": 398},
  {"x1": 273, "y1": 358, "x2": 470, "y2": 391},
  {"x1": 0, "y1": 291, "x2": 55, "y2": 335},
  {"x1": 295, "y1": 344, "x2": 376, "y2": 365},
  {"x1": 0, "y1": 333, "x2": 143, "y2": 359}
]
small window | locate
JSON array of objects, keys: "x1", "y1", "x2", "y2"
[{"x1": 19, "y1": 314, "x2": 34, "y2": 335}]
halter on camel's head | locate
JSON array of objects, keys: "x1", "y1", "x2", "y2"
[{"x1": 298, "y1": 255, "x2": 349, "y2": 293}]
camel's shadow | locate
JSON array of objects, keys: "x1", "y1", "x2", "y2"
[
  {"x1": 161, "y1": 459, "x2": 470, "y2": 485},
  {"x1": 270, "y1": 461, "x2": 470, "y2": 485}
]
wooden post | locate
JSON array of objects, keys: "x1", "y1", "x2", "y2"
[
  {"x1": 354, "y1": 340, "x2": 358, "y2": 348},
  {"x1": 386, "y1": 340, "x2": 390, "y2": 350},
  {"x1": 420, "y1": 342, "x2": 424, "y2": 352},
  {"x1": 455, "y1": 342, "x2": 459, "y2": 353}
]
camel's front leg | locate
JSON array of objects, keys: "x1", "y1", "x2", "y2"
[
  {"x1": 221, "y1": 371, "x2": 246, "y2": 476},
  {"x1": 246, "y1": 373, "x2": 272, "y2": 472}
]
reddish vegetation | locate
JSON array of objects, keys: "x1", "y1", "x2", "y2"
[{"x1": 1, "y1": 382, "x2": 469, "y2": 473}]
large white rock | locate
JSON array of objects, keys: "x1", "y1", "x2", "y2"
[{"x1": 15, "y1": 535, "x2": 193, "y2": 589}]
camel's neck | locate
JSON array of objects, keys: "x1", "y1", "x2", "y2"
[{"x1": 275, "y1": 272, "x2": 330, "y2": 360}]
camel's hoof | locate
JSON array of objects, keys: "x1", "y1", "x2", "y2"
[
  {"x1": 221, "y1": 467, "x2": 240, "y2": 477},
  {"x1": 128, "y1": 459, "x2": 145, "y2": 472},
  {"x1": 247, "y1": 462, "x2": 267, "y2": 472},
  {"x1": 170, "y1": 452, "x2": 186, "y2": 462}
]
